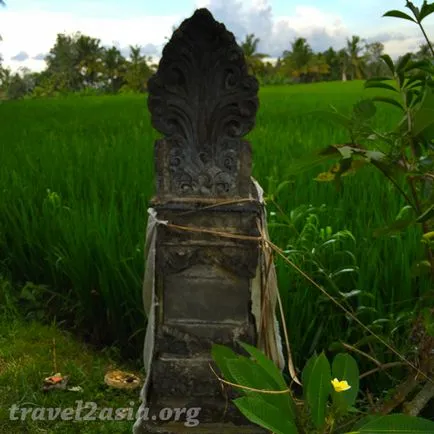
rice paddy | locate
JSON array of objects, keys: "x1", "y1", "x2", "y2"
[{"x1": 0, "y1": 81, "x2": 429, "y2": 372}]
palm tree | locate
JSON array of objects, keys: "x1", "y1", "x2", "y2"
[
  {"x1": 75, "y1": 34, "x2": 104, "y2": 88},
  {"x1": 338, "y1": 48, "x2": 349, "y2": 81},
  {"x1": 307, "y1": 54, "x2": 330, "y2": 82},
  {"x1": 103, "y1": 46, "x2": 126, "y2": 93},
  {"x1": 123, "y1": 45, "x2": 152, "y2": 92},
  {"x1": 346, "y1": 35, "x2": 365, "y2": 80},
  {"x1": 282, "y1": 38, "x2": 313, "y2": 82},
  {"x1": 240, "y1": 34, "x2": 268, "y2": 75}
]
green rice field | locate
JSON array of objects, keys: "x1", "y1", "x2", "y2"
[{"x1": 0, "y1": 81, "x2": 429, "y2": 371}]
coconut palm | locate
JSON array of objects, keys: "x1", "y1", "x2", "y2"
[
  {"x1": 281, "y1": 38, "x2": 313, "y2": 82},
  {"x1": 103, "y1": 46, "x2": 126, "y2": 93},
  {"x1": 123, "y1": 45, "x2": 152, "y2": 92},
  {"x1": 346, "y1": 35, "x2": 366, "y2": 80},
  {"x1": 338, "y1": 48, "x2": 349, "y2": 81},
  {"x1": 307, "y1": 54, "x2": 330, "y2": 82},
  {"x1": 240, "y1": 34, "x2": 268, "y2": 75},
  {"x1": 75, "y1": 34, "x2": 104, "y2": 88}
]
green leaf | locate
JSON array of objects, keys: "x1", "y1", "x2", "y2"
[
  {"x1": 338, "y1": 289, "x2": 363, "y2": 299},
  {"x1": 233, "y1": 396, "x2": 299, "y2": 434},
  {"x1": 406, "y1": 1, "x2": 421, "y2": 20},
  {"x1": 237, "y1": 342, "x2": 297, "y2": 421},
  {"x1": 396, "y1": 205, "x2": 414, "y2": 221},
  {"x1": 331, "y1": 353, "x2": 359, "y2": 412},
  {"x1": 396, "y1": 52, "x2": 413, "y2": 72},
  {"x1": 354, "y1": 413, "x2": 434, "y2": 433},
  {"x1": 353, "y1": 99, "x2": 377, "y2": 119},
  {"x1": 380, "y1": 54, "x2": 395, "y2": 74},
  {"x1": 416, "y1": 204, "x2": 434, "y2": 223},
  {"x1": 302, "y1": 353, "x2": 317, "y2": 399},
  {"x1": 238, "y1": 342, "x2": 287, "y2": 390},
  {"x1": 406, "y1": 89, "x2": 417, "y2": 107},
  {"x1": 306, "y1": 352, "x2": 331, "y2": 429},
  {"x1": 350, "y1": 415, "x2": 382, "y2": 431},
  {"x1": 226, "y1": 356, "x2": 273, "y2": 392},
  {"x1": 405, "y1": 60, "x2": 433, "y2": 74},
  {"x1": 419, "y1": 1, "x2": 434, "y2": 21},
  {"x1": 275, "y1": 180, "x2": 292, "y2": 197},
  {"x1": 397, "y1": 70, "x2": 406, "y2": 89},
  {"x1": 371, "y1": 96, "x2": 404, "y2": 111},
  {"x1": 364, "y1": 81, "x2": 399, "y2": 92},
  {"x1": 365, "y1": 77, "x2": 394, "y2": 82},
  {"x1": 372, "y1": 218, "x2": 415, "y2": 237},
  {"x1": 226, "y1": 356, "x2": 296, "y2": 419},
  {"x1": 211, "y1": 344, "x2": 238, "y2": 383},
  {"x1": 383, "y1": 10, "x2": 416, "y2": 22},
  {"x1": 413, "y1": 87, "x2": 434, "y2": 140}
]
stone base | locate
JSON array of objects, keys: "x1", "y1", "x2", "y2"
[
  {"x1": 140, "y1": 422, "x2": 267, "y2": 433},
  {"x1": 133, "y1": 396, "x2": 267, "y2": 433}
]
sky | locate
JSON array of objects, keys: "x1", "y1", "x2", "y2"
[{"x1": 0, "y1": 0, "x2": 433, "y2": 72}]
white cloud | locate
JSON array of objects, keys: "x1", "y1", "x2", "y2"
[
  {"x1": 194, "y1": 0, "x2": 348, "y2": 56},
  {"x1": 0, "y1": 8, "x2": 180, "y2": 71},
  {"x1": 1, "y1": 0, "x2": 431, "y2": 72}
]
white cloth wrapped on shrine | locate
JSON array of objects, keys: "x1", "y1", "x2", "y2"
[{"x1": 133, "y1": 178, "x2": 285, "y2": 433}]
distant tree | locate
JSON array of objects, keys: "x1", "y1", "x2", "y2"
[
  {"x1": 306, "y1": 54, "x2": 330, "y2": 82},
  {"x1": 415, "y1": 41, "x2": 434, "y2": 59},
  {"x1": 282, "y1": 37, "x2": 314, "y2": 82},
  {"x1": 45, "y1": 33, "x2": 83, "y2": 91},
  {"x1": 346, "y1": 35, "x2": 366, "y2": 80},
  {"x1": 323, "y1": 47, "x2": 341, "y2": 81},
  {"x1": 0, "y1": 65, "x2": 10, "y2": 98},
  {"x1": 288, "y1": 37, "x2": 312, "y2": 70},
  {"x1": 45, "y1": 32, "x2": 104, "y2": 92},
  {"x1": 103, "y1": 46, "x2": 127, "y2": 93},
  {"x1": 364, "y1": 41, "x2": 389, "y2": 78},
  {"x1": 122, "y1": 45, "x2": 152, "y2": 93},
  {"x1": 240, "y1": 34, "x2": 268, "y2": 75},
  {"x1": 6, "y1": 67, "x2": 34, "y2": 99},
  {"x1": 75, "y1": 34, "x2": 104, "y2": 88},
  {"x1": 338, "y1": 48, "x2": 349, "y2": 81}
]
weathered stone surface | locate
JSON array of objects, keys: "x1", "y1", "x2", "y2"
[
  {"x1": 141, "y1": 397, "x2": 268, "y2": 432},
  {"x1": 136, "y1": 7, "x2": 264, "y2": 433},
  {"x1": 151, "y1": 356, "x2": 220, "y2": 396},
  {"x1": 148, "y1": 7, "x2": 259, "y2": 199},
  {"x1": 140, "y1": 423, "x2": 267, "y2": 433},
  {"x1": 164, "y1": 264, "x2": 250, "y2": 322},
  {"x1": 155, "y1": 322, "x2": 256, "y2": 356}
]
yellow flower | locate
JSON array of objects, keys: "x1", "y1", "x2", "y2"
[{"x1": 331, "y1": 378, "x2": 351, "y2": 392}]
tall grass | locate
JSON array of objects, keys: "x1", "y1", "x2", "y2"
[{"x1": 0, "y1": 82, "x2": 429, "y2": 364}]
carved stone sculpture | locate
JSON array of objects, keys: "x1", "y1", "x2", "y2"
[
  {"x1": 147, "y1": 8, "x2": 259, "y2": 199},
  {"x1": 134, "y1": 8, "x2": 270, "y2": 433}
]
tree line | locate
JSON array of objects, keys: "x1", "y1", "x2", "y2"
[
  {"x1": 241, "y1": 33, "x2": 432, "y2": 84},
  {"x1": 0, "y1": 28, "x2": 432, "y2": 100}
]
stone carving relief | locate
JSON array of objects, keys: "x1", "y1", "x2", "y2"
[{"x1": 147, "y1": 8, "x2": 259, "y2": 198}]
